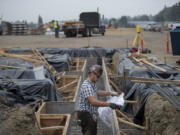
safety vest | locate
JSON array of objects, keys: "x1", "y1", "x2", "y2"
[{"x1": 53, "y1": 21, "x2": 58, "y2": 29}]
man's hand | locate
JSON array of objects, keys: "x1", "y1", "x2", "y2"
[
  {"x1": 110, "y1": 91, "x2": 118, "y2": 96},
  {"x1": 109, "y1": 103, "x2": 122, "y2": 110}
]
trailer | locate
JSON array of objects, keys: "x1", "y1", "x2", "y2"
[{"x1": 62, "y1": 12, "x2": 105, "y2": 37}]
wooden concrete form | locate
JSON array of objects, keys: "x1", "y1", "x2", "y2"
[
  {"x1": 57, "y1": 75, "x2": 81, "y2": 102},
  {"x1": 65, "y1": 58, "x2": 87, "y2": 81},
  {"x1": 103, "y1": 58, "x2": 124, "y2": 93},
  {"x1": 103, "y1": 58, "x2": 147, "y2": 134},
  {"x1": 102, "y1": 57, "x2": 122, "y2": 135},
  {"x1": 69, "y1": 58, "x2": 87, "y2": 73},
  {"x1": 36, "y1": 102, "x2": 72, "y2": 135},
  {"x1": 104, "y1": 58, "x2": 140, "y2": 114}
]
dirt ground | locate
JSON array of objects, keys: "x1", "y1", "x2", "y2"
[
  {"x1": 0, "y1": 96, "x2": 40, "y2": 135},
  {"x1": 0, "y1": 28, "x2": 180, "y2": 66},
  {"x1": 145, "y1": 93, "x2": 180, "y2": 135}
]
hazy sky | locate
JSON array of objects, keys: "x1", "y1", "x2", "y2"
[{"x1": 0, "y1": 0, "x2": 179, "y2": 23}]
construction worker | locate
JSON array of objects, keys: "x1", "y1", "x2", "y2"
[
  {"x1": 101, "y1": 24, "x2": 106, "y2": 36},
  {"x1": 77, "y1": 65, "x2": 121, "y2": 135},
  {"x1": 53, "y1": 20, "x2": 59, "y2": 38}
]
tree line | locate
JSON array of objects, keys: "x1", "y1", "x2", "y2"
[
  {"x1": 103, "y1": 2, "x2": 180, "y2": 28},
  {"x1": 154, "y1": 2, "x2": 180, "y2": 22}
]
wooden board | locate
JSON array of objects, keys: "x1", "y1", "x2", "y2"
[
  {"x1": 0, "y1": 50, "x2": 45, "y2": 64},
  {"x1": 41, "y1": 128, "x2": 63, "y2": 135},
  {"x1": 118, "y1": 118, "x2": 146, "y2": 130},
  {"x1": 40, "y1": 114, "x2": 67, "y2": 128},
  {"x1": 128, "y1": 76, "x2": 180, "y2": 85}
]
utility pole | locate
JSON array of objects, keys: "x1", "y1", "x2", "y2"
[{"x1": 97, "y1": 7, "x2": 99, "y2": 13}]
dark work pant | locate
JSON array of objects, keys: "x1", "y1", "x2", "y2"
[
  {"x1": 55, "y1": 28, "x2": 59, "y2": 38},
  {"x1": 78, "y1": 112, "x2": 97, "y2": 135}
]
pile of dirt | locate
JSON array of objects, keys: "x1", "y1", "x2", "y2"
[
  {"x1": 0, "y1": 96, "x2": 40, "y2": 135},
  {"x1": 145, "y1": 93, "x2": 180, "y2": 135}
]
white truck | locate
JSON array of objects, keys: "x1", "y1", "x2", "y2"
[{"x1": 168, "y1": 22, "x2": 180, "y2": 30}]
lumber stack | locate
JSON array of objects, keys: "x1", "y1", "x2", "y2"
[{"x1": 11, "y1": 24, "x2": 28, "y2": 35}]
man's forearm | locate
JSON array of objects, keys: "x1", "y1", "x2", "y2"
[
  {"x1": 97, "y1": 90, "x2": 111, "y2": 96},
  {"x1": 88, "y1": 96, "x2": 110, "y2": 107}
]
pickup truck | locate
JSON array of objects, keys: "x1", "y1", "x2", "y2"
[{"x1": 168, "y1": 22, "x2": 180, "y2": 30}]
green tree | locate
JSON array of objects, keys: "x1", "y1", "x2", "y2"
[
  {"x1": 154, "y1": 2, "x2": 180, "y2": 22},
  {"x1": 119, "y1": 16, "x2": 128, "y2": 27}
]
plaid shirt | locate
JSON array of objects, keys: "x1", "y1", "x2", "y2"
[{"x1": 78, "y1": 79, "x2": 98, "y2": 121}]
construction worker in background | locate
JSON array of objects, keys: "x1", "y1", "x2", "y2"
[
  {"x1": 77, "y1": 65, "x2": 121, "y2": 135},
  {"x1": 101, "y1": 24, "x2": 105, "y2": 36},
  {"x1": 53, "y1": 20, "x2": 59, "y2": 38}
]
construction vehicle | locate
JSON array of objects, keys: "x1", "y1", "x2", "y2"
[{"x1": 62, "y1": 12, "x2": 105, "y2": 37}]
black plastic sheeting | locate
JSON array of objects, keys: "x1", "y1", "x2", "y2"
[
  {"x1": 122, "y1": 69, "x2": 156, "y2": 125},
  {"x1": 0, "y1": 79, "x2": 62, "y2": 106},
  {"x1": 0, "y1": 57, "x2": 35, "y2": 68},
  {"x1": 8, "y1": 47, "x2": 125, "y2": 58},
  {"x1": 0, "y1": 54, "x2": 72, "y2": 73},
  {"x1": 8, "y1": 47, "x2": 127, "y2": 66},
  {"x1": 0, "y1": 65, "x2": 62, "y2": 106},
  {"x1": 0, "y1": 68, "x2": 35, "y2": 79},
  {"x1": 0, "y1": 66, "x2": 56, "y2": 83},
  {"x1": 8, "y1": 47, "x2": 125, "y2": 66},
  {"x1": 0, "y1": 51, "x2": 82, "y2": 106},
  {"x1": 39, "y1": 48, "x2": 119, "y2": 58},
  {"x1": 117, "y1": 53, "x2": 180, "y2": 125},
  {"x1": 45, "y1": 54, "x2": 72, "y2": 72},
  {"x1": 8, "y1": 48, "x2": 33, "y2": 54}
]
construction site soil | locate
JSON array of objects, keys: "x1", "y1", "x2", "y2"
[
  {"x1": 145, "y1": 93, "x2": 180, "y2": 135},
  {"x1": 0, "y1": 96, "x2": 40, "y2": 135}
]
